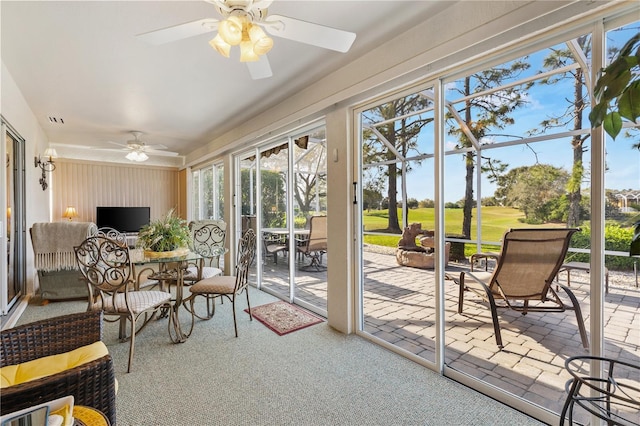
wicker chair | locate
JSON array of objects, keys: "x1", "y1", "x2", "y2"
[{"x1": 0, "y1": 311, "x2": 117, "y2": 426}]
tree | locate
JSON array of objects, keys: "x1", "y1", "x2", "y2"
[
  {"x1": 406, "y1": 198, "x2": 419, "y2": 209},
  {"x1": 419, "y1": 198, "x2": 435, "y2": 208},
  {"x1": 294, "y1": 171, "x2": 326, "y2": 216},
  {"x1": 362, "y1": 94, "x2": 433, "y2": 232},
  {"x1": 363, "y1": 188, "x2": 383, "y2": 211},
  {"x1": 495, "y1": 164, "x2": 570, "y2": 222},
  {"x1": 293, "y1": 143, "x2": 327, "y2": 217},
  {"x1": 240, "y1": 169, "x2": 286, "y2": 228},
  {"x1": 446, "y1": 60, "x2": 531, "y2": 238},
  {"x1": 529, "y1": 36, "x2": 591, "y2": 227}
]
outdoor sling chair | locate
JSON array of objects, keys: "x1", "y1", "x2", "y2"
[
  {"x1": 457, "y1": 228, "x2": 589, "y2": 350},
  {"x1": 297, "y1": 215, "x2": 328, "y2": 271}
]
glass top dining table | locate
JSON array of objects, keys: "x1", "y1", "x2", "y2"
[{"x1": 129, "y1": 249, "x2": 203, "y2": 343}]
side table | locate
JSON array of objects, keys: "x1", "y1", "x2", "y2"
[
  {"x1": 73, "y1": 405, "x2": 111, "y2": 426},
  {"x1": 558, "y1": 261, "x2": 610, "y2": 294}
]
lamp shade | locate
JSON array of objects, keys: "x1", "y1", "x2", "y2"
[
  {"x1": 209, "y1": 34, "x2": 231, "y2": 58},
  {"x1": 63, "y1": 206, "x2": 78, "y2": 221},
  {"x1": 218, "y1": 16, "x2": 243, "y2": 46},
  {"x1": 43, "y1": 148, "x2": 58, "y2": 160},
  {"x1": 240, "y1": 40, "x2": 259, "y2": 62},
  {"x1": 126, "y1": 151, "x2": 149, "y2": 162},
  {"x1": 248, "y1": 24, "x2": 273, "y2": 55}
]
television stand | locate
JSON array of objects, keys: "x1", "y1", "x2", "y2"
[{"x1": 125, "y1": 233, "x2": 138, "y2": 248}]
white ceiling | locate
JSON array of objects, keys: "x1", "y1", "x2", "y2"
[{"x1": 1, "y1": 1, "x2": 453, "y2": 166}]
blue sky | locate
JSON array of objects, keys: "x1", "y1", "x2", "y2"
[{"x1": 396, "y1": 24, "x2": 640, "y2": 203}]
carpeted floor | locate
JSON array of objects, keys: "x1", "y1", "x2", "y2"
[{"x1": 14, "y1": 287, "x2": 544, "y2": 425}]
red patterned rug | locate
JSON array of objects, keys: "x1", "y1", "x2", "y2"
[{"x1": 246, "y1": 301, "x2": 324, "y2": 336}]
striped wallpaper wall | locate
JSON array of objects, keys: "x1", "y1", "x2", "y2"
[{"x1": 51, "y1": 160, "x2": 181, "y2": 224}]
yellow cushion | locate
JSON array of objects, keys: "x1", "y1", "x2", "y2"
[{"x1": 0, "y1": 341, "x2": 109, "y2": 388}]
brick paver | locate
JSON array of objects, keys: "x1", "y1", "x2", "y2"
[{"x1": 253, "y1": 249, "x2": 639, "y2": 421}]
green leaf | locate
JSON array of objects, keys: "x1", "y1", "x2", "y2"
[
  {"x1": 588, "y1": 102, "x2": 607, "y2": 128},
  {"x1": 603, "y1": 111, "x2": 622, "y2": 139},
  {"x1": 617, "y1": 82, "x2": 640, "y2": 122},
  {"x1": 603, "y1": 69, "x2": 631, "y2": 99},
  {"x1": 619, "y1": 33, "x2": 640, "y2": 57}
]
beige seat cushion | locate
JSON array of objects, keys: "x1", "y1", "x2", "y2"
[
  {"x1": 185, "y1": 266, "x2": 222, "y2": 281},
  {"x1": 91, "y1": 290, "x2": 171, "y2": 313},
  {"x1": 189, "y1": 275, "x2": 236, "y2": 295}
]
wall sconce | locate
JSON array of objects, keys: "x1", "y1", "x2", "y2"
[
  {"x1": 34, "y1": 148, "x2": 57, "y2": 190},
  {"x1": 62, "y1": 206, "x2": 78, "y2": 221}
]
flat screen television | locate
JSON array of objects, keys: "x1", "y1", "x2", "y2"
[{"x1": 96, "y1": 207, "x2": 150, "y2": 233}]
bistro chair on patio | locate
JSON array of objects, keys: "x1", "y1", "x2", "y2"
[
  {"x1": 75, "y1": 236, "x2": 172, "y2": 372},
  {"x1": 457, "y1": 228, "x2": 589, "y2": 350},
  {"x1": 263, "y1": 231, "x2": 288, "y2": 264},
  {"x1": 185, "y1": 229, "x2": 257, "y2": 336},
  {"x1": 297, "y1": 215, "x2": 327, "y2": 271}
]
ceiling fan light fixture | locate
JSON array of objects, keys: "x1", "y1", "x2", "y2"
[
  {"x1": 239, "y1": 40, "x2": 259, "y2": 62},
  {"x1": 218, "y1": 16, "x2": 243, "y2": 45},
  {"x1": 248, "y1": 24, "x2": 273, "y2": 55},
  {"x1": 209, "y1": 34, "x2": 231, "y2": 57},
  {"x1": 126, "y1": 151, "x2": 149, "y2": 162}
]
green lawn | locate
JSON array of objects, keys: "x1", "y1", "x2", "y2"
[{"x1": 363, "y1": 206, "x2": 563, "y2": 254}]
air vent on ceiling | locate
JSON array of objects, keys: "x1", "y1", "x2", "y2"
[{"x1": 48, "y1": 116, "x2": 64, "y2": 124}]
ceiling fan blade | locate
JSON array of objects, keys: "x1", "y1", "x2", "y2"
[
  {"x1": 143, "y1": 144, "x2": 168, "y2": 151},
  {"x1": 253, "y1": 0, "x2": 275, "y2": 8},
  {"x1": 137, "y1": 18, "x2": 218, "y2": 45},
  {"x1": 263, "y1": 15, "x2": 356, "y2": 53},
  {"x1": 246, "y1": 56, "x2": 273, "y2": 80},
  {"x1": 144, "y1": 149, "x2": 180, "y2": 157},
  {"x1": 107, "y1": 141, "x2": 127, "y2": 148}
]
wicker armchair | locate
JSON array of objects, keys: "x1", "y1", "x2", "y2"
[{"x1": 0, "y1": 311, "x2": 117, "y2": 425}]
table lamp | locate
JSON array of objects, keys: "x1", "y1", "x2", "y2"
[{"x1": 62, "y1": 206, "x2": 78, "y2": 221}]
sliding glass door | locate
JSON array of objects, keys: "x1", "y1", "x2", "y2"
[
  {"x1": 259, "y1": 139, "x2": 291, "y2": 300},
  {"x1": 357, "y1": 86, "x2": 438, "y2": 362},
  {"x1": 355, "y1": 14, "x2": 639, "y2": 423},
  {"x1": 234, "y1": 124, "x2": 328, "y2": 316},
  {"x1": 291, "y1": 128, "x2": 327, "y2": 313}
]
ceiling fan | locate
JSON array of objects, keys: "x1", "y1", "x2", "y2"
[
  {"x1": 107, "y1": 131, "x2": 179, "y2": 162},
  {"x1": 137, "y1": 0, "x2": 357, "y2": 80}
]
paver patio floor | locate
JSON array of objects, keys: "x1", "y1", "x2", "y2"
[{"x1": 255, "y1": 249, "x2": 639, "y2": 421}]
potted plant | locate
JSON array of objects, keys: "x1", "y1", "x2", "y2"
[{"x1": 136, "y1": 209, "x2": 192, "y2": 258}]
